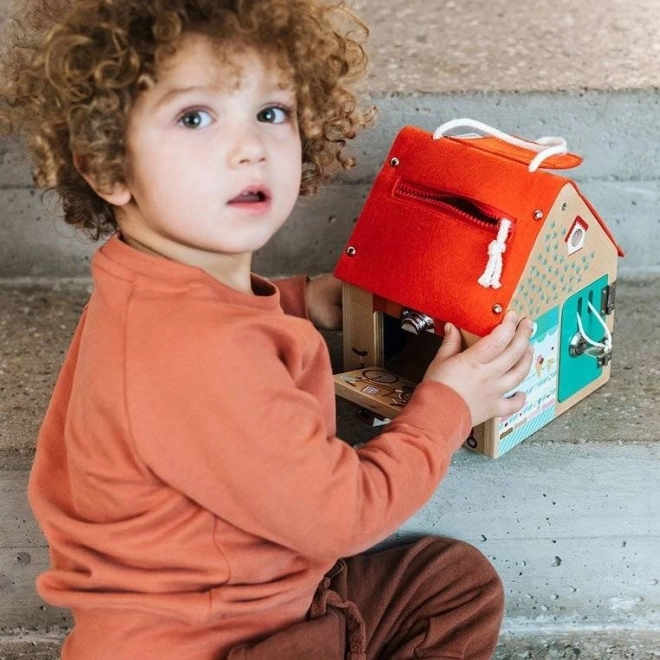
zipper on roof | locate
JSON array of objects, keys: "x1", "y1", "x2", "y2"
[{"x1": 394, "y1": 181, "x2": 505, "y2": 229}]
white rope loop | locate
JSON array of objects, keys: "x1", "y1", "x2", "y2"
[
  {"x1": 576, "y1": 301, "x2": 613, "y2": 355},
  {"x1": 433, "y1": 118, "x2": 568, "y2": 172},
  {"x1": 478, "y1": 218, "x2": 512, "y2": 289}
]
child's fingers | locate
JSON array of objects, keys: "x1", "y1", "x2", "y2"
[
  {"x1": 433, "y1": 323, "x2": 462, "y2": 363},
  {"x1": 499, "y1": 345, "x2": 534, "y2": 393},
  {"x1": 496, "y1": 391, "x2": 527, "y2": 418},
  {"x1": 468, "y1": 311, "x2": 519, "y2": 365},
  {"x1": 490, "y1": 319, "x2": 534, "y2": 374}
]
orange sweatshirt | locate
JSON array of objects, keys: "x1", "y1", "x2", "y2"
[{"x1": 29, "y1": 235, "x2": 471, "y2": 659}]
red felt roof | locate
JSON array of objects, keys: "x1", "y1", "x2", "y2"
[{"x1": 334, "y1": 126, "x2": 623, "y2": 337}]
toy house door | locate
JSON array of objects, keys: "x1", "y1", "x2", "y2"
[{"x1": 558, "y1": 275, "x2": 614, "y2": 402}]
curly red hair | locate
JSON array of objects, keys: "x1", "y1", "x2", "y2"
[{"x1": 1, "y1": 0, "x2": 374, "y2": 239}]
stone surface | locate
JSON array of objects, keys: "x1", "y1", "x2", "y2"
[
  {"x1": 350, "y1": 0, "x2": 660, "y2": 94},
  {"x1": 0, "y1": 277, "x2": 658, "y2": 647},
  {"x1": 0, "y1": 283, "x2": 90, "y2": 453},
  {"x1": 1, "y1": 276, "x2": 658, "y2": 456},
  {"x1": 3, "y1": 1, "x2": 660, "y2": 279},
  {"x1": 1, "y1": 0, "x2": 659, "y2": 654},
  {"x1": 4, "y1": 0, "x2": 660, "y2": 95},
  {"x1": 1, "y1": 631, "x2": 659, "y2": 658}
]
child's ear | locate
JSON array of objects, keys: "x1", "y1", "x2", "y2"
[{"x1": 73, "y1": 154, "x2": 132, "y2": 207}]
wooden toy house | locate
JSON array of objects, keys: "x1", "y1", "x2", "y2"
[{"x1": 333, "y1": 120, "x2": 624, "y2": 458}]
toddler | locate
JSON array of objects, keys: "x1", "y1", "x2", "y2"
[{"x1": 2, "y1": 0, "x2": 533, "y2": 658}]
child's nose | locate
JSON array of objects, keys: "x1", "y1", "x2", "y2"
[{"x1": 227, "y1": 124, "x2": 267, "y2": 166}]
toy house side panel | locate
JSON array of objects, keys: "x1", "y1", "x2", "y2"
[
  {"x1": 341, "y1": 283, "x2": 384, "y2": 371},
  {"x1": 552, "y1": 192, "x2": 619, "y2": 417},
  {"x1": 509, "y1": 184, "x2": 614, "y2": 321},
  {"x1": 495, "y1": 184, "x2": 619, "y2": 455}
]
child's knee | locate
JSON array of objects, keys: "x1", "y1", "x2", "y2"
[
  {"x1": 447, "y1": 538, "x2": 504, "y2": 610},
  {"x1": 416, "y1": 536, "x2": 504, "y2": 602}
]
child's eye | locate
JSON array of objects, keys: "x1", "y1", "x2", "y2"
[
  {"x1": 257, "y1": 106, "x2": 290, "y2": 124},
  {"x1": 179, "y1": 109, "x2": 212, "y2": 129}
]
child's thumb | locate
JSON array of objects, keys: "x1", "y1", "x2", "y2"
[{"x1": 434, "y1": 323, "x2": 462, "y2": 362}]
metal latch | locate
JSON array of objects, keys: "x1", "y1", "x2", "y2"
[
  {"x1": 569, "y1": 297, "x2": 613, "y2": 366},
  {"x1": 401, "y1": 310, "x2": 435, "y2": 335}
]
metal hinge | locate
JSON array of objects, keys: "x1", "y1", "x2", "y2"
[{"x1": 601, "y1": 282, "x2": 616, "y2": 315}]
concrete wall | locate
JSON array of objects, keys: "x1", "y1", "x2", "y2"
[
  {"x1": 2, "y1": 91, "x2": 660, "y2": 279},
  {"x1": 3, "y1": 0, "x2": 660, "y2": 279}
]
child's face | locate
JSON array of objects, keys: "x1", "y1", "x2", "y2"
[{"x1": 107, "y1": 34, "x2": 302, "y2": 283}]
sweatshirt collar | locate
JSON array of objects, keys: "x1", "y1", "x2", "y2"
[{"x1": 94, "y1": 234, "x2": 281, "y2": 311}]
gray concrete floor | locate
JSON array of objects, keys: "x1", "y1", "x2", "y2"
[
  {"x1": 2, "y1": 276, "x2": 659, "y2": 457},
  {"x1": 1, "y1": 276, "x2": 659, "y2": 658},
  {"x1": 8, "y1": 0, "x2": 658, "y2": 94},
  {"x1": 349, "y1": 0, "x2": 660, "y2": 94},
  {"x1": 0, "y1": 630, "x2": 658, "y2": 658}
]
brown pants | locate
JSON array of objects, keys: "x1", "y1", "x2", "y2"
[{"x1": 228, "y1": 536, "x2": 504, "y2": 659}]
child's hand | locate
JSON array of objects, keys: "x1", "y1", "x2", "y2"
[
  {"x1": 422, "y1": 312, "x2": 534, "y2": 427},
  {"x1": 307, "y1": 274, "x2": 342, "y2": 330}
]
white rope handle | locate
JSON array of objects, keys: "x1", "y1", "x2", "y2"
[
  {"x1": 433, "y1": 118, "x2": 568, "y2": 172},
  {"x1": 576, "y1": 301, "x2": 613, "y2": 354},
  {"x1": 478, "y1": 219, "x2": 512, "y2": 289}
]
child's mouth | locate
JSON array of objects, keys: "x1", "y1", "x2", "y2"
[{"x1": 228, "y1": 187, "x2": 271, "y2": 206}]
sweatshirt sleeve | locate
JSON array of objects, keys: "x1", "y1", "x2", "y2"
[
  {"x1": 272, "y1": 275, "x2": 309, "y2": 319},
  {"x1": 126, "y1": 299, "x2": 470, "y2": 561}
]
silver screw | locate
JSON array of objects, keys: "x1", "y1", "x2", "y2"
[
  {"x1": 346, "y1": 246, "x2": 357, "y2": 256},
  {"x1": 492, "y1": 304, "x2": 503, "y2": 314},
  {"x1": 390, "y1": 157, "x2": 400, "y2": 167},
  {"x1": 534, "y1": 209, "x2": 544, "y2": 220}
]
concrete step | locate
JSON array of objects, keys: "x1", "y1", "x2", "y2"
[
  {"x1": 2, "y1": 1, "x2": 660, "y2": 279},
  {"x1": 331, "y1": 278, "x2": 660, "y2": 651},
  {"x1": 1, "y1": 0, "x2": 659, "y2": 655},
  {"x1": 0, "y1": 631, "x2": 658, "y2": 660},
  {"x1": 1, "y1": 277, "x2": 659, "y2": 656},
  {"x1": 3, "y1": 92, "x2": 660, "y2": 279}
]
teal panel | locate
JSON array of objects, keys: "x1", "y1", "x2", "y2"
[{"x1": 558, "y1": 275, "x2": 608, "y2": 402}]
